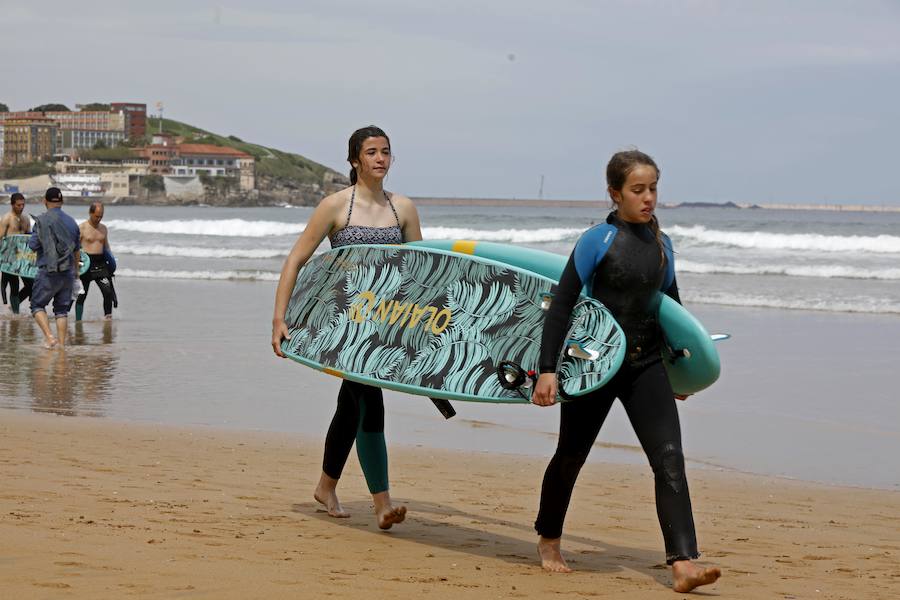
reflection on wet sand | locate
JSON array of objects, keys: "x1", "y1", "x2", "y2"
[{"x1": 0, "y1": 318, "x2": 119, "y2": 416}]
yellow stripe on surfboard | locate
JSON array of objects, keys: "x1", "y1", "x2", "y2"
[
  {"x1": 451, "y1": 240, "x2": 477, "y2": 255},
  {"x1": 323, "y1": 367, "x2": 344, "y2": 378}
]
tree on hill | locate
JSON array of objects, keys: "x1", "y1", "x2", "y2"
[
  {"x1": 0, "y1": 103, "x2": 8, "y2": 112},
  {"x1": 80, "y1": 102, "x2": 111, "y2": 111},
  {"x1": 29, "y1": 103, "x2": 70, "y2": 112}
]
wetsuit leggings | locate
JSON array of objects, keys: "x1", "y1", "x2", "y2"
[
  {"x1": 534, "y1": 360, "x2": 699, "y2": 564},
  {"x1": 76, "y1": 266, "x2": 115, "y2": 319},
  {"x1": 1, "y1": 273, "x2": 32, "y2": 314},
  {"x1": 322, "y1": 380, "x2": 389, "y2": 494}
]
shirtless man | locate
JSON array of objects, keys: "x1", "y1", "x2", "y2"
[
  {"x1": 0, "y1": 193, "x2": 33, "y2": 314},
  {"x1": 75, "y1": 202, "x2": 117, "y2": 321}
]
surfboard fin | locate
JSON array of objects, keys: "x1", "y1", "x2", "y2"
[
  {"x1": 566, "y1": 341, "x2": 600, "y2": 361},
  {"x1": 429, "y1": 398, "x2": 456, "y2": 419},
  {"x1": 710, "y1": 333, "x2": 731, "y2": 342}
]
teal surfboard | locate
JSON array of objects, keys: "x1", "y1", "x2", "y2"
[
  {"x1": 281, "y1": 244, "x2": 626, "y2": 403},
  {"x1": 0, "y1": 234, "x2": 90, "y2": 278},
  {"x1": 410, "y1": 240, "x2": 724, "y2": 395}
]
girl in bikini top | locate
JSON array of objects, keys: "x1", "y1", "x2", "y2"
[{"x1": 330, "y1": 185, "x2": 403, "y2": 248}]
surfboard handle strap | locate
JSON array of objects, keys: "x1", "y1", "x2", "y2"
[
  {"x1": 429, "y1": 398, "x2": 457, "y2": 420},
  {"x1": 496, "y1": 361, "x2": 538, "y2": 401}
]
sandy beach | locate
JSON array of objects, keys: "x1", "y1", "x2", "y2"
[{"x1": 2, "y1": 409, "x2": 897, "y2": 599}]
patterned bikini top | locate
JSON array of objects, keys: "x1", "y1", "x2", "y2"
[{"x1": 329, "y1": 187, "x2": 403, "y2": 248}]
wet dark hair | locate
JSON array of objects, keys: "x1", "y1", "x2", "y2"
[
  {"x1": 10, "y1": 192, "x2": 25, "y2": 204},
  {"x1": 89, "y1": 201, "x2": 104, "y2": 214},
  {"x1": 347, "y1": 125, "x2": 390, "y2": 185},
  {"x1": 606, "y1": 149, "x2": 666, "y2": 267}
]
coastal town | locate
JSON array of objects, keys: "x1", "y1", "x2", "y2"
[
  {"x1": 0, "y1": 101, "x2": 345, "y2": 205},
  {"x1": 2, "y1": 101, "x2": 897, "y2": 212}
]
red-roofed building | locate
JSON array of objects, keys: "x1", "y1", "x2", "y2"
[
  {"x1": 172, "y1": 144, "x2": 255, "y2": 191},
  {"x1": 136, "y1": 133, "x2": 177, "y2": 174}
]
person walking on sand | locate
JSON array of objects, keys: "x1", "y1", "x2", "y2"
[
  {"x1": 75, "y1": 201, "x2": 118, "y2": 321},
  {"x1": 271, "y1": 125, "x2": 423, "y2": 530},
  {"x1": 531, "y1": 150, "x2": 721, "y2": 593},
  {"x1": 1, "y1": 192, "x2": 33, "y2": 314},
  {"x1": 28, "y1": 188, "x2": 81, "y2": 349}
]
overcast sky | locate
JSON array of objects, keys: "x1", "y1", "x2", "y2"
[{"x1": 3, "y1": 0, "x2": 899, "y2": 204}]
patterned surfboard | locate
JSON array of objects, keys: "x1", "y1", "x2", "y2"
[
  {"x1": 281, "y1": 245, "x2": 625, "y2": 403},
  {"x1": 410, "y1": 240, "x2": 724, "y2": 395},
  {"x1": 0, "y1": 234, "x2": 90, "y2": 278}
]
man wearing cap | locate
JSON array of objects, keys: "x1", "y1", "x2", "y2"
[
  {"x1": 0, "y1": 192, "x2": 33, "y2": 313},
  {"x1": 28, "y1": 187, "x2": 81, "y2": 348}
]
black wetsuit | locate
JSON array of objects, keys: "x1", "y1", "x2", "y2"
[
  {"x1": 75, "y1": 253, "x2": 117, "y2": 320},
  {"x1": 534, "y1": 211, "x2": 699, "y2": 564}
]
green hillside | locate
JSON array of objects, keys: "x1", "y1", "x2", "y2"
[{"x1": 146, "y1": 117, "x2": 344, "y2": 186}]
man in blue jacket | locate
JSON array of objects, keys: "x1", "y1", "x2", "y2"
[{"x1": 29, "y1": 187, "x2": 81, "y2": 349}]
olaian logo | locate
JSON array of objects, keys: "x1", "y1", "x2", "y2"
[{"x1": 603, "y1": 230, "x2": 614, "y2": 244}]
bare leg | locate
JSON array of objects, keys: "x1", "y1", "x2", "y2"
[
  {"x1": 672, "y1": 560, "x2": 721, "y2": 593},
  {"x1": 55, "y1": 316, "x2": 68, "y2": 347},
  {"x1": 33, "y1": 310, "x2": 58, "y2": 348},
  {"x1": 537, "y1": 536, "x2": 572, "y2": 573},
  {"x1": 372, "y1": 490, "x2": 406, "y2": 530},
  {"x1": 313, "y1": 472, "x2": 349, "y2": 518}
]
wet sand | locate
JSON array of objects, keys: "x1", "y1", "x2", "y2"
[{"x1": 1, "y1": 409, "x2": 897, "y2": 599}]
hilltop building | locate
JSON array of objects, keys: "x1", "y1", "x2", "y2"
[
  {"x1": 172, "y1": 144, "x2": 256, "y2": 191},
  {"x1": 110, "y1": 102, "x2": 147, "y2": 140},
  {"x1": 1, "y1": 117, "x2": 58, "y2": 165},
  {"x1": 0, "y1": 102, "x2": 147, "y2": 156}
]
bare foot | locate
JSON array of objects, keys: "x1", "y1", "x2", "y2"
[
  {"x1": 376, "y1": 504, "x2": 407, "y2": 530},
  {"x1": 672, "y1": 560, "x2": 721, "y2": 593},
  {"x1": 44, "y1": 337, "x2": 59, "y2": 349},
  {"x1": 537, "y1": 537, "x2": 572, "y2": 573},
  {"x1": 313, "y1": 487, "x2": 349, "y2": 518}
]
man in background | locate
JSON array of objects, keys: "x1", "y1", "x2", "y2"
[
  {"x1": 76, "y1": 201, "x2": 117, "y2": 321},
  {"x1": 0, "y1": 192, "x2": 33, "y2": 313},
  {"x1": 28, "y1": 188, "x2": 80, "y2": 348}
]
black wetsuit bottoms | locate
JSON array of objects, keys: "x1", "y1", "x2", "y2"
[
  {"x1": 322, "y1": 380, "x2": 389, "y2": 494},
  {"x1": 1, "y1": 273, "x2": 33, "y2": 314},
  {"x1": 534, "y1": 360, "x2": 699, "y2": 564},
  {"x1": 76, "y1": 254, "x2": 117, "y2": 319}
]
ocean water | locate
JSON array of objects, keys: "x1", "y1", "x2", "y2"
[
  {"x1": 99, "y1": 204, "x2": 900, "y2": 315},
  {"x1": 2, "y1": 202, "x2": 898, "y2": 490}
]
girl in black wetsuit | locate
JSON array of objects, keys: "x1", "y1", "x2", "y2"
[
  {"x1": 272, "y1": 126, "x2": 423, "y2": 530},
  {"x1": 531, "y1": 150, "x2": 721, "y2": 593}
]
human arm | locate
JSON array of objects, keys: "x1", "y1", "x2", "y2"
[
  {"x1": 271, "y1": 196, "x2": 342, "y2": 357},
  {"x1": 394, "y1": 194, "x2": 422, "y2": 242},
  {"x1": 532, "y1": 254, "x2": 586, "y2": 406},
  {"x1": 664, "y1": 275, "x2": 681, "y2": 304},
  {"x1": 103, "y1": 226, "x2": 116, "y2": 273},
  {"x1": 28, "y1": 222, "x2": 41, "y2": 252},
  {"x1": 22, "y1": 214, "x2": 31, "y2": 234},
  {"x1": 667, "y1": 276, "x2": 689, "y2": 401}
]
